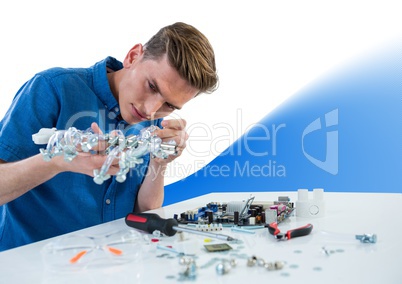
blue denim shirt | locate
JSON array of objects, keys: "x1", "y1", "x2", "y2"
[{"x1": 0, "y1": 57, "x2": 162, "y2": 251}]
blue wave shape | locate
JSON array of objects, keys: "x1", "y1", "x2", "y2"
[{"x1": 164, "y1": 41, "x2": 402, "y2": 205}]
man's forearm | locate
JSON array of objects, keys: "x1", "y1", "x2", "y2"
[
  {"x1": 135, "y1": 159, "x2": 167, "y2": 212},
  {"x1": 0, "y1": 154, "x2": 60, "y2": 205}
]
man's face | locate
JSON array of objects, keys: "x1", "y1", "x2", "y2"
[{"x1": 117, "y1": 46, "x2": 198, "y2": 124}]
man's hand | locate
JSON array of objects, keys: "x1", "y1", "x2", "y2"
[
  {"x1": 52, "y1": 122, "x2": 120, "y2": 177},
  {"x1": 134, "y1": 119, "x2": 188, "y2": 212},
  {"x1": 153, "y1": 119, "x2": 188, "y2": 165}
]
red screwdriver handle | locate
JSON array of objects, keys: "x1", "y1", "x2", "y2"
[{"x1": 125, "y1": 212, "x2": 179, "y2": 236}]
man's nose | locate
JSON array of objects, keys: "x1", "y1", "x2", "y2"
[{"x1": 146, "y1": 96, "x2": 165, "y2": 119}]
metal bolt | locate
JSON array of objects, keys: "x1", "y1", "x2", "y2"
[
  {"x1": 179, "y1": 258, "x2": 197, "y2": 279},
  {"x1": 81, "y1": 142, "x2": 91, "y2": 152},
  {"x1": 40, "y1": 149, "x2": 51, "y2": 161},
  {"x1": 93, "y1": 170, "x2": 104, "y2": 185},
  {"x1": 274, "y1": 261, "x2": 285, "y2": 270},
  {"x1": 247, "y1": 256, "x2": 257, "y2": 267},
  {"x1": 355, "y1": 234, "x2": 377, "y2": 243},
  {"x1": 265, "y1": 262, "x2": 275, "y2": 271},
  {"x1": 265, "y1": 261, "x2": 285, "y2": 271},
  {"x1": 116, "y1": 172, "x2": 127, "y2": 183},
  {"x1": 216, "y1": 262, "x2": 231, "y2": 275},
  {"x1": 322, "y1": 246, "x2": 330, "y2": 256},
  {"x1": 229, "y1": 258, "x2": 237, "y2": 268},
  {"x1": 257, "y1": 258, "x2": 266, "y2": 267}
]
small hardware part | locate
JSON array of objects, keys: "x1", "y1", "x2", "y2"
[
  {"x1": 355, "y1": 234, "x2": 377, "y2": 243},
  {"x1": 266, "y1": 261, "x2": 285, "y2": 271},
  {"x1": 247, "y1": 256, "x2": 258, "y2": 267},
  {"x1": 321, "y1": 246, "x2": 345, "y2": 256},
  {"x1": 215, "y1": 261, "x2": 232, "y2": 275},
  {"x1": 156, "y1": 244, "x2": 184, "y2": 255},
  {"x1": 267, "y1": 222, "x2": 313, "y2": 240},
  {"x1": 178, "y1": 257, "x2": 197, "y2": 280},
  {"x1": 230, "y1": 227, "x2": 256, "y2": 234},
  {"x1": 247, "y1": 255, "x2": 285, "y2": 271},
  {"x1": 198, "y1": 257, "x2": 237, "y2": 275},
  {"x1": 192, "y1": 223, "x2": 223, "y2": 232},
  {"x1": 320, "y1": 231, "x2": 377, "y2": 244},
  {"x1": 33, "y1": 126, "x2": 177, "y2": 184},
  {"x1": 321, "y1": 246, "x2": 332, "y2": 256}
]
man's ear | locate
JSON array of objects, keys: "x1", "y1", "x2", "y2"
[{"x1": 123, "y1": 44, "x2": 144, "y2": 67}]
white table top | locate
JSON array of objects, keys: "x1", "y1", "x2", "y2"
[{"x1": 1, "y1": 191, "x2": 401, "y2": 283}]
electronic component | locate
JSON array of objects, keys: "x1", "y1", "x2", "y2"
[
  {"x1": 204, "y1": 243, "x2": 232, "y2": 252},
  {"x1": 173, "y1": 195, "x2": 295, "y2": 227}
]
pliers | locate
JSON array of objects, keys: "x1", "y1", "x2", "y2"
[{"x1": 267, "y1": 222, "x2": 313, "y2": 240}]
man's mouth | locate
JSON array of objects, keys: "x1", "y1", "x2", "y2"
[{"x1": 131, "y1": 105, "x2": 148, "y2": 121}]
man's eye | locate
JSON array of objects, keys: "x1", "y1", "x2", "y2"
[
  {"x1": 166, "y1": 103, "x2": 176, "y2": 110},
  {"x1": 149, "y1": 82, "x2": 157, "y2": 92}
]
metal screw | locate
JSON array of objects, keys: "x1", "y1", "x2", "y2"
[
  {"x1": 216, "y1": 262, "x2": 231, "y2": 275},
  {"x1": 355, "y1": 234, "x2": 377, "y2": 243},
  {"x1": 264, "y1": 261, "x2": 285, "y2": 271},
  {"x1": 274, "y1": 261, "x2": 285, "y2": 270},
  {"x1": 257, "y1": 258, "x2": 266, "y2": 267},
  {"x1": 179, "y1": 258, "x2": 197, "y2": 279},
  {"x1": 229, "y1": 258, "x2": 237, "y2": 267},
  {"x1": 247, "y1": 256, "x2": 258, "y2": 267}
]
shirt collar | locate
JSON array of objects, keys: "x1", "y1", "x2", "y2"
[{"x1": 93, "y1": 56, "x2": 122, "y2": 113}]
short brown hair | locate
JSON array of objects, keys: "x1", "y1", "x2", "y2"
[{"x1": 143, "y1": 22, "x2": 218, "y2": 95}]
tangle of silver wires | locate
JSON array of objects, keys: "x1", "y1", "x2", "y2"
[{"x1": 36, "y1": 126, "x2": 177, "y2": 184}]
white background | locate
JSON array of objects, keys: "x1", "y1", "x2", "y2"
[{"x1": 0, "y1": 0, "x2": 401, "y2": 185}]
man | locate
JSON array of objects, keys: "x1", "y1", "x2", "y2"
[{"x1": 0, "y1": 22, "x2": 218, "y2": 251}]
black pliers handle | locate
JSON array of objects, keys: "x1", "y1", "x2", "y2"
[{"x1": 267, "y1": 222, "x2": 313, "y2": 240}]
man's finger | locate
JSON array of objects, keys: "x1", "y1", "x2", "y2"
[
  {"x1": 156, "y1": 128, "x2": 185, "y2": 139},
  {"x1": 91, "y1": 122, "x2": 103, "y2": 135},
  {"x1": 89, "y1": 122, "x2": 108, "y2": 152},
  {"x1": 161, "y1": 119, "x2": 186, "y2": 130}
]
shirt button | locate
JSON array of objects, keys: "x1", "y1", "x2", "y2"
[{"x1": 105, "y1": 199, "x2": 111, "y2": 205}]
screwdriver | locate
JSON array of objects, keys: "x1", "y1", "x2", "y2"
[{"x1": 125, "y1": 212, "x2": 237, "y2": 241}]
